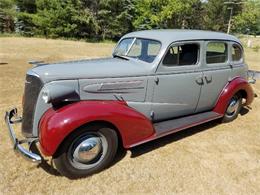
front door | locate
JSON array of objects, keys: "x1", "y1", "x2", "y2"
[{"x1": 151, "y1": 41, "x2": 203, "y2": 121}]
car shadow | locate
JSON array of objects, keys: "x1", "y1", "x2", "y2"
[
  {"x1": 240, "y1": 106, "x2": 250, "y2": 116},
  {"x1": 30, "y1": 143, "x2": 61, "y2": 176},
  {"x1": 130, "y1": 104, "x2": 255, "y2": 158},
  {"x1": 31, "y1": 138, "x2": 127, "y2": 177},
  {"x1": 38, "y1": 159, "x2": 61, "y2": 176},
  {"x1": 130, "y1": 120, "x2": 219, "y2": 158}
]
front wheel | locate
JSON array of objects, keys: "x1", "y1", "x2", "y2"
[
  {"x1": 222, "y1": 94, "x2": 242, "y2": 123},
  {"x1": 53, "y1": 125, "x2": 118, "y2": 179}
]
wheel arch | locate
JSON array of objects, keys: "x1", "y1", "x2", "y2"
[
  {"x1": 237, "y1": 89, "x2": 247, "y2": 100},
  {"x1": 53, "y1": 120, "x2": 123, "y2": 158},
  {"x1": 39, "y1": 101, "x2": 155, "y2": 156},
  {"x1": 213, "y1": 77, "x2": 254, "y2": 115}
]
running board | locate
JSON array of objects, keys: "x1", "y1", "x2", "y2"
[{"x1": 154, "y1": 111, "x2": 222, "y2": 137}]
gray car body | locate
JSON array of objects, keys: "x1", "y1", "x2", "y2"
[{"x1": 28, "y1": 30, "x2": 247, "y2": 137}]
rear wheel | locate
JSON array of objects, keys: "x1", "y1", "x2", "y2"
[
  {"x1": 222, "y1": 94, "x2": 242, "y2": 123},
  {"x1": 53, "y1": 125, "x2": 118, "y2": 179}
]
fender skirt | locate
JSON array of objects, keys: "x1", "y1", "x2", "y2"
[
  {"x1": 213, "y1": 77, "x2": 254, "y2": 115},
  {"x1": 39, "y1": 101, "x2": 155, "y2": 156}
]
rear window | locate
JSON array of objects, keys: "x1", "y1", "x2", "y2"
[
  {"x1": 232, "y1": 44, "x2": 243, "y2": 62},
  {"x1": 206, "y1": 42, "x2": 227, "y2": 64}
]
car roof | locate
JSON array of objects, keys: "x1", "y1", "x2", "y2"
[{"x1": 122, "y1": 29, "x2": 241, "y2": 45}]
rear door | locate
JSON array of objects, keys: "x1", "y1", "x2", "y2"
[
  {"x1": 196, "y1": 41, "x2": 231, "y2": 112},
  {"x1": 151, "y1": 41, "x2": 203, "y2": 121}
]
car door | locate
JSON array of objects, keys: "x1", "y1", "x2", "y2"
[
  {"x1": 196, "y1": 41, "x2": 231, "y2": 112},
  {"x1": 151, "y1": 41, "x2": 203, "y2": 121}
]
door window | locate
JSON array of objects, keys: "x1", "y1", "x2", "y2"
[
  {"x1": 206, "y1": 42, "x2": 227, "y2": 64},
  {"x1": 232, "y1": 44, "x2": 243, "y2": 62},
  {"x1": 163, "y1": 43, "x2": 199, "y2": 66}
]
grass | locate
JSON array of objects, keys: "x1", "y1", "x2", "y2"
[
  {"x1": 240, "y1": 36, "x2": 260, "y2": 71},
  {"x1": 0, "y1": 37, "x2": 260, "y2": 195}
]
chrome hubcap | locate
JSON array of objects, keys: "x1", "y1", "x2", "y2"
[
  {"x1": 226, "y1": 98, "x2": 239, "y2": 116},
  {"x1": 69, "y1": 132, "x2": 108, "y2": 169},
  {"x1": 73, "y1": 137, "x2": 102, "y2": 163}
]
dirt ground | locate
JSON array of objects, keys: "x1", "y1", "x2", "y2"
[{"x1": 0, "y1": 37, "x2": 259, "y2": 195}]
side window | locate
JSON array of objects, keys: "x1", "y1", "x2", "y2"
[
  {"x1": 163, "y1": 43, "x2": 199, "y2": 66},
  {"x1": 232, "y1": 44, "x2": 243, "y2": 62},
  {"x1": 206, "y1": 42, "x2": 227, "y2": 64}
]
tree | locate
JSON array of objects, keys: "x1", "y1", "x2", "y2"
[
  {"x1": 33, "y1": 0, "x2": 98, "y2": 38},
  {"x1": 14, "y1": 0, "x2": 36, "y2": 35},
  {"x1": 30, "y1": 0, "x2": 135, "y2": 40},
  {"x1": 160, "y1": 0, "x2": 203, "y2": 29},
  {"x1": 203, "y1": 0, "x2": 228, "y2": 32},
  {"x1": 233, "y1": 0, "x2": 260, "y2": 35},
  {"x1": 1, "y1": 0, "x2": 260, "y2": 38},
  {"x1": 0, "y1": 0, "x2": 16, "y2": 33},
  {"x1": 203, "y1": 0, "x2": 243, "y2": 33},
  {"x1": 96, "y1": 0, "x2": 135, "y2": 40},
  {"x1": 133, "y1": 0, "x2": 203, "y2": 30}
]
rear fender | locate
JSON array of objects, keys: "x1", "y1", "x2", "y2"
[
  {"x1": 213, "y1": 77, "x2": 254, "y2": 114},
  {"x1": 39, "y1": 101, "x2": 154, "y2": 156}
]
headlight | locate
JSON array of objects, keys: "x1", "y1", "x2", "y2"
[{"x1": 41, "y1": 85, "x2": 80, "y2": 104}]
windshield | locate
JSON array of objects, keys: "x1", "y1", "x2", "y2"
[{"x1": 113, "y1": 38, "x2": 161, "y2": 63}]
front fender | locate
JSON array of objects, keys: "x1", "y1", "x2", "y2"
[
  {"x1": 39, "y1": 101, "x2": 154, "y2": 156},
  {"x1": 213, "y1": 77, "x2": 254, "y2": 114}
]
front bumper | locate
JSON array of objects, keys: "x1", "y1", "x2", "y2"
[{"x1": 5, "y1": 108, "x2": 42, "y2": 163}]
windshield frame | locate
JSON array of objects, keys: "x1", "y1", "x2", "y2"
[{"x1": 113, "y1": 37, "x2": 162, "y2": 63}]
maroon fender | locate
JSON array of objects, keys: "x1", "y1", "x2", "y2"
[
  {"x1": 213, "y1": 77, "x2": 254, "y2": 115},
  {"x1": 39, "y1": 101, "x2": 155, "y2": 156}
]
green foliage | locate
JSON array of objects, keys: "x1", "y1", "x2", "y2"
[
  {"x1": 133, "y1": 0, "x2": 210, "y2": 30},
  {"x1": 24, "y1": 0, "x2": 135, "y2": 40},
  {"x1": 0, "y1": 0, "x2": 16, "y2": 32},
  {"x1": 233, "y1": 0, "x2": 260, "y2": 35},
  {"x1": 15, "y1": 0, "x2": 36, "y2": 13},
  {"x1": 96, "y1": 0, "x2": 135, "y2": 40},
  {"x1": 0, "y1": 0, "x2": 259, "y2": 38},
  {"x1": 203, "y1": 0, "x2": 229, "y2": 32},
  {"x1": 32, "y1": 0, "x2": 94, "y2": 38}
]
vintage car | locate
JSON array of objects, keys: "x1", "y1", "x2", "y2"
[{"x1": 5, "y1": 30, "x2": 255, "y2": 178}]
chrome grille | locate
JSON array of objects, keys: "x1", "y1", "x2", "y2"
[{"x1": 22, "y1": 74, "x2": 43, "y2": 137}]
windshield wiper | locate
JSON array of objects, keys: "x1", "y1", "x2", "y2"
[{"x1": 113, "y1": 54, "x2": 129, "y2": 60}]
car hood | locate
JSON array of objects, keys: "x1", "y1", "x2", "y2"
[{"x1": 31, "y1": 57, "x2": 152, "y2": 83}]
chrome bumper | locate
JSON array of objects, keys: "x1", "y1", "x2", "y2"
[
  {"x1": 5, "y1": 108, "x2": 42, "y2": 163},
  {"x1": 248, "y1": 70, "x2": 257, "y2": 84}
]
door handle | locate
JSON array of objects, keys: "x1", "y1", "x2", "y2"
[
  {"x1": 196, "y1": 76, "x2": 204, "y2": 85},
  {"x1": 204, "y1": 75, "x2": 212, "y2": 83}
]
